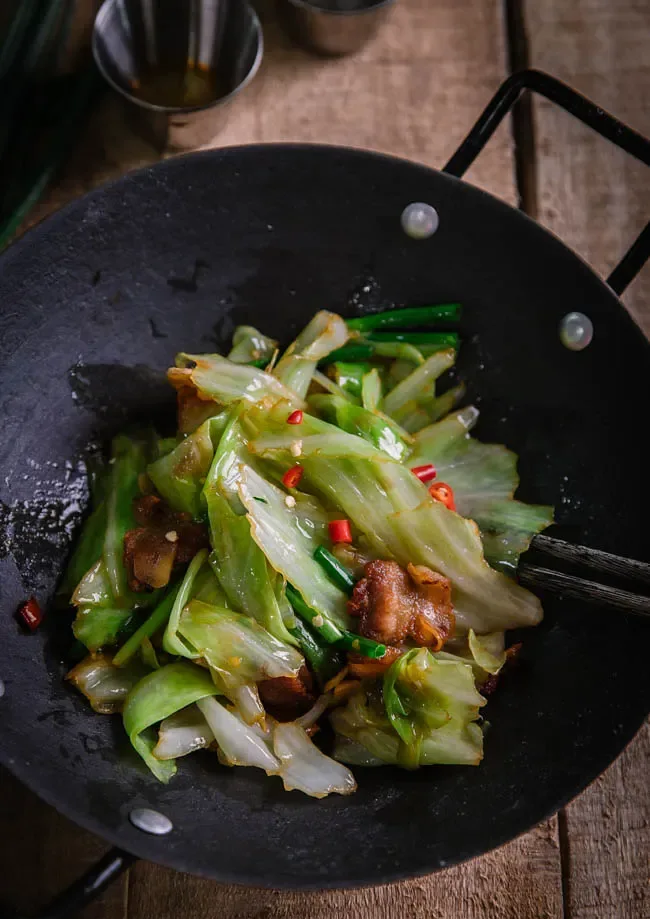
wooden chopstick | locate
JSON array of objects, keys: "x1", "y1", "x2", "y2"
[
  {"x1": 518, "y1": 564, "x2": 650, "y2": 618},
  {"x1": 531, "y1": 534, "x2": 650, "y2": 586}
]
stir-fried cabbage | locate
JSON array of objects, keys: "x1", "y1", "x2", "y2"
[
  {"x1": 67, "y1": 654, "x2": 148, "y2": 714},
  {"x1": 238, "y1": 464, "x2": 350, "y2": 629},
  {"x1": 170, "y1": 353, "x2": 301, "y2": 407},
  {"x1": 197, "y1": 697, "x2": 356, "y2": 797},
  {"x1": 178, "y1": 600, "x2": 304, "y2": 722},
  {"x1": 228, "y1": 325, "x2": 278, "y2": 365},
  {"x1": 147, "y1": 415, "x2": 225, "y2": 518},
  {"x1": 203, "y1": 412, "x2": 298, "y2": 645},
  {"x1": 153, "y1": 705, "x2": 215, "y2": 760},
  {"x1": 59, "y1": 304, "x2": 553, "y2": 794},
  {"x1": 273, "y1": 311, "x2": 350, "y2": 399},
  {"x1": 245, "y1": 402, "x2": 544, "y2": 634},
  {"x1": 123, "y1": 662, "x2": 219, "y2": 781},
  {"x1": 332, "y1": 650, "x2": 485, "y2": 768},
  {"x1": 410, "y1": 407, "x2": 553, "y2": 572}
]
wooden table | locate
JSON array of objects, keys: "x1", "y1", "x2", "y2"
[{"x1": 1, "y1": 1, "x2": 648, "y2": 917}]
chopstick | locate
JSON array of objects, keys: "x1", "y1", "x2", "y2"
[
  {"x1": 531, "y1": 534, "x2": 650, "y2": 586},
  {"x1": 519, "y1": 535, "x2": 650, "y2": 617},
  {"x1": 518, "y1": 565, "x2": 650, "y2": 617}
]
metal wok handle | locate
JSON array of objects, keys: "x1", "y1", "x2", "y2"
[
  {"x1": 0, "y1": 848, "x2": 136, "y2": 919},
  {"x1": 443, "y1": 69, "x2": 650, "y2": 297}
]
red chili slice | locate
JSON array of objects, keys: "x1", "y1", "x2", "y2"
[
  {"x1": 329, "y1": 519, "x2": 352, "y2": 544},
  {"x1": 282, "y1": 465, "x2": 304, "y2": 488},
  {"x1": 17, "y1": 596, "x2": 43, "y2": 632},
  {"x1": 429, "y1": 482, "x2": 456, "y2": 511},
  {"x1": 287, "y1": 410, "x2": 303, "y2": 425},
  {"x1": 411, "y1": 463, "x2": 437, "y2": 484}
]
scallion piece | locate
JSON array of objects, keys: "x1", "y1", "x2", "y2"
[
  {"x1": 324, "y1": 344, "x2": 375, "y2": 364},
  {"x1": 313, "y1": 545, "x2": 356, "y2": 595},
  {"x1": 285, "y1": 584, "x2": 344, "y2": 644},
  {"x1": 346, "y1": 304, "x2": 461, "y2": 332},
  {"x1": 289, "y1": 619, "x2": 345, "y2": 685},
  {"x1": 329, "y1": 362, "x2": 371, "y2": 398},
  {"x1": 367, "y1": 331, "x2": 460, "y2": 349},
  {"x1": 113, "y1": 588, "x2": 178, "y2": 667},
  {"x1": 337, "y1": 632, "x2": 387, "y2": 659}
]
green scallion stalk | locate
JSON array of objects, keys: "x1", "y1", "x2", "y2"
[
  {"x1": 324, "y1": 344, "x2": 375, "y2": 364},
  {"x1": 367, "y1": 331, "x2": 460, "y2": 348},
  {"x1": 313, "y1": 546, "x2": 356, "y2": 595},
  {"x1": 248, "y1": 358, "x2": 270, "y2": 369},
  {"x1": 285, "y1": 584, "x2": 344, "y2": 644},
  {"x1": 289, "y1": 619, "x2": 345, "y2": 685},
  {"x1": 337, "y1": 632, "x2": 387, "y2": 659},
  {"x1": 346, "y1": 304, "x2": 461, "y2": 332},
  {"x1": 329, "y1": 361, "x2": 371, "y2": 398},
  {"x1": 113, "y1": 588, "x2": 177, "y2": 667}
]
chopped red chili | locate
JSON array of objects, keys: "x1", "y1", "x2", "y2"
[
  {"x1": 429, "y1": 481, "x2": 456, "y2": 511},
  {"x1": 411, "y1": 463, "x2": 437, "y2": 484},
  {"x1": 287, "y1": 410, "x2": 303, "y2": 425},
  {"x1": 17, "y1": 596, "x2": 43, "y2": 632},
  {"x1": 329, "y1": 519, "x2": 352, "y2": 544},
  {"x1": 282, "y1": 465, "x2": 304, "y2": 489}
]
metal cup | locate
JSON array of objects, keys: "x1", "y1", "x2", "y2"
[
  {"x1": 92, "y1": 0, "x2": 263, "y2": 151},
  {"x1": 280, "y1": 0, "x2": 394, "y2": 57}
]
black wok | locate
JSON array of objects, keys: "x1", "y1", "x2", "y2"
[{"x1": 0, "y1": 72, "x2": 649, "y2": 915}]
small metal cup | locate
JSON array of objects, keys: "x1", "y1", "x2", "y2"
[
  {"x1": 280, "y1": 0, "x2": 394, "y2": 57},
  {"x1": 92, "y1": 0, "x2": 263, "y2": 151}
]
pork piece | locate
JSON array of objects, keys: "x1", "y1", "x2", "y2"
[
  {"x1": 258, "y1": 666, "x2": 316, "y2": 722},
  {"x1": 348, "y1": 559, "x2": 454, "y2": 650},
  {"x1": 124, "y1": 495, "x2": 209, "y2": 591}
]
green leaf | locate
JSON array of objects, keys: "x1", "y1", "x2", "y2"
[
  {"x1": 237, "y1": 464, "x2": 349, "y2": 630},
  {"x1": 332, "y1": 650, "x2": 485, "y2": 768},
  {"x1": 123, "y1": 662, "x2": 219, "y2": 782},
  {"x1": 228, "y1": 325, "x2": 278, "y2": 364},
  {"x1": 411, "y1": 406, "x2": 553, "y2": 573},
  {"x1": 72, "y1": 607, "x2": 139, "y2": 653},
  {"x1": 308, "y1": 393, "x2": 411, "y2": 461},
  {"x1": 147, "y1": 416, "x2": 224, "y2": 518},
  {"x1": 173, "y1": 353, "x2": 300, "y2": 407},
  {"x1": 162, "y1": 548, "x2": 210, "y2": 657},
  {"x1": 203, "y1": 413, "x2": 299, "y2": 646},
  {"x1": 102, "y1": 434, "x2": 147, "y2": 600},
  {"x1": 246, "y1": 402, "x2": 543, "y2": 635},
  {"x1": 272, "y1": 311, "x2": 350, "y2": 400}
]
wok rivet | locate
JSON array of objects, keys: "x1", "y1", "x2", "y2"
[
  {"x1": 129, "y1": 807, "x2": 173, "y2": 835},
  {"x1": 0, "y1": 679, "x2": 4, "y2": 698},
  {"x1": 401, "y1": 202, "x2": 439, "y2": 239},
  {"x1": 559, "y1": 311, "x2": 593, "y2": 351}
]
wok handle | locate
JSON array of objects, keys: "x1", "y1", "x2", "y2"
[
  {"x1": 443, "y1": 69, "x2": 650, "y2": 297},
  {"x1": 0, "y1": 848, "x2": 137, "y2": 919}
]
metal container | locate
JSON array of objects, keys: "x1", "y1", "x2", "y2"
[
  {"x1": 280, "y1": 0, "x2": 394, "y2": 56},
  {"x1": 92, "y1": 0, "x2": 263, "y2": 151}
]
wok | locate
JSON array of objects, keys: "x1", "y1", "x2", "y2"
[{"x1": 0, "y1": 71, "x2": 649, "y2": 917}]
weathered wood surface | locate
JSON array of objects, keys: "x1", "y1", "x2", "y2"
[
  {"x1": 1, "y1": 0, "x2": 648, "y2": 917},
  {"x1": 523, "y1": 3, "x2": 650, "y2": 917},
  {"x1": 522, "y1": 0, "x2": 650, "y2": 327}
]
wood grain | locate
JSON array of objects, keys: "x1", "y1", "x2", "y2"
[
  {"x1": 522, "y1": 0, "x2": 650, "y2": 328},
  {"x1": 560, "y1": 723, "x2": 650, "y2": 919},
  {"x1": 523, "y1": 3, "x2": 650, "y2": 918},
  {"x1": 127, "y1": 821, "x2": 562, "y2": 919},
  {"x1": 24, "y1": 0, "x2": 517, "y2": 236}
]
